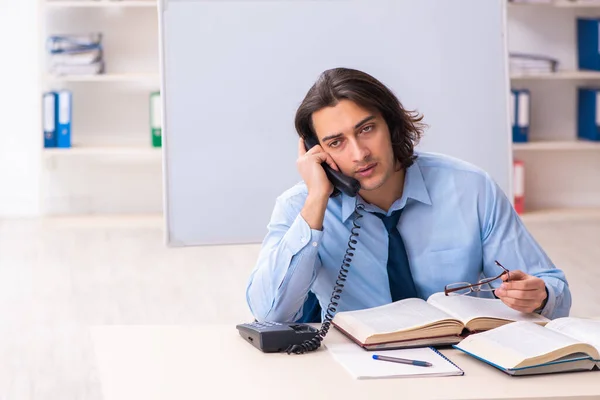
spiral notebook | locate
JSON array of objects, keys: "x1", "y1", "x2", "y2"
[{"x1": 325, "y1": 343, "x2": 464, "y2": 379}]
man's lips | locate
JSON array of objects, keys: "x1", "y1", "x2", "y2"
[{"x1": 355, "y1": 163, "x2": 376, "y2": 173}]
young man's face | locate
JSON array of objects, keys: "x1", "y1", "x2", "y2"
[{"x1": 311, "y1": 99, "x2": 396, "y2": 192}]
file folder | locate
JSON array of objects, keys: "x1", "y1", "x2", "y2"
[
  {"x1": 577, "y1": 87, "x2": 600, "y2": 141},
  {"x1": 56, "y1": 90, "x2": 72, "y2": 148},
  {"x1": 511, "y1": 89, "x2": 530, "y2": 142},
  {"x1": 150, "y1": 91, "x2": 162, "y2": 148},
  {"x1": 577, "y1": 18, "x2": 600, "y2": 71},
  {"x1": 43, "y1": 92, "x2": 57, "y2": 148},
  {"x1": 513, "y1": 160, "x2": 525, "y2": 215}
]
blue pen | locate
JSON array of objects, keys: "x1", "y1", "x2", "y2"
[{"x1": 372, "y1": 354, "x2": 432, "y2": 367}]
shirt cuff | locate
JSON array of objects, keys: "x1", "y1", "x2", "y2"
[
  {"x1": 536, "y1": 285, "x2": 554, "y2": 317},
  {"x1": 284, "y1": 212, "x2": 325, "y2": 255}
]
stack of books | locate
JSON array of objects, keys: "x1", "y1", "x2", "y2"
[
  {"x1": 47, "y1": 33, "x2": 105, "y2": 76},
  {"x1": 330, "y1": 292, "x2": 600, "y2": 376},
  {"x1": 509, "y1": 52, "x2": 559, "y2": 74}
]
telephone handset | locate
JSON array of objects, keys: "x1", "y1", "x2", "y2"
[
  {"x1": 236, "y1": 136, "x2": 365, "y2": 355},
  {"x1": 303, "y1": 136, "x2": 361, "y2": 198}
]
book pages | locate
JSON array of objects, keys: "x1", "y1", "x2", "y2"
[
  {"x1": 456, "y1": 321, "x2": 597, "y2": 369},
  {"x1": 333, "y1": 298, "x2": 458, "y2": 341},
  {"x1": 546, "y1": 317, "x2": 600, "y2": 355},
  {"x1": 427, "y1": 292, "x2": 549, "y2": 328}
]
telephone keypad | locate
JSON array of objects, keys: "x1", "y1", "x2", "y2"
[{"x1": 249, "y1": 321, "x2": 282, "y2": 330}]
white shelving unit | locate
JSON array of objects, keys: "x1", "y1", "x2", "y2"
[
  {"x1": 513, "y1": 140, "x2": 600, "y2": 151},
  {"x1": 508, "y1": 1, "x2": 600, "y2": 212},
  {"x1": 511, "y1": 70, "x2": 600, "y2": 80},
  {"x1": 45, "y1": 72, "x2": 160, "y2": 82},
  {"x1": 46, "y1": 1, "x2": 158, "y2": 7},
  {"x1": 43, "y1": 146, "x2": 161, "y2": 157},
  {"x1": 509, "y1": 1, "x2": 600, "y2": 8},
  {"x1": 40, "y1": 0, "x2": 163, "y2": 215}
]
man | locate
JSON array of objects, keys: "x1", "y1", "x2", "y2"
[{"x1": 245, "y1": 67, "x2": 571, "y2": 323}]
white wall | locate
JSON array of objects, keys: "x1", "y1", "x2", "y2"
[
  {"x1": 161, "y1": 0, "x2": 511, "y2": 246},
  {"x1": 0, "y1": 0, "x2": 42, "y2": 216}
]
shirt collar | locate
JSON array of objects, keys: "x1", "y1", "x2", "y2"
[{"x1": 341, "y1": 156, "x2": 432, "y2": 222}]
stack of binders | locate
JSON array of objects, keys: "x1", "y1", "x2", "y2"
[
  {"x1": 509, "y1": 52, "x2": 558, "y2": 75},
  {"x1": 43, "y1": 91, "x2": 72, "y2": 148},
  {"x1": 47, "y1": 33, "x2": 104, "y2": 76}
]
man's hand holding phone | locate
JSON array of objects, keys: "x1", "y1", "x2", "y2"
[
  {"x1": 297, "y1": 137, "x2": 340, "y2": 199},
  {"x1": 297, "y1": 138, "x2": 339, "y2": 230}
]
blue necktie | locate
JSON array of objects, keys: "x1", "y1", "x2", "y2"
[
  {"x1": 374, "y1": 209, "x2": 418, "y2": 301},
  {"x1": 296, "y1": 291, "x2": 321, "y2": 323},
  {"x1": 296, "y1": 208, "x2": 418, "y2": 323}
]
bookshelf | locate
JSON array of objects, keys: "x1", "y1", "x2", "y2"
[
  {"x1": 40, "y1": 0, "x2": 163, "y2": 214},
  {"x1": 45, "y1": 72, "x2": 159, "y2": 82},
  {"x1": 508, "y1": 2, "x2": 600, "y2": 212},
  {"x1": 43, "y1": 146, "x2": 161, "y2": 157},
  {"x1": 509, "y1": 1, "x2": 600, "y2": 8},
  {"x1": 512, "y1": 140, "x2": 600, "y2": 151},
  {"x1": 511, "y1": 70, "x2": 600, "y2": 80}
]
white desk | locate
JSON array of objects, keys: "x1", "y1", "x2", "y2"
[{"x1": 91, "y1": 324, "x2": 600, "y2": 400}]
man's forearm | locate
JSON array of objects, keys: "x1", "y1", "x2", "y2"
[
  {"x1": 246, "y1": 214, "x2": 324, "y2": 322},
  {"x1": 301, "y1": 193, "x2": 329, "y2": 230},
  {"x1": 247, "y1": 246, "x2": 318, "y2": 322}
]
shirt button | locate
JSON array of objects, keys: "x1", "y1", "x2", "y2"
[{"x1": 312, "y1": 242, "x2": 318, "y2": 247}]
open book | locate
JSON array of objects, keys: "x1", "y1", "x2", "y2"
[
  {"x1": 454, "y1": 318, "x2": 600, "y2": 376},
  {"x1": 331, "y1": 292, "x2": 549, "y2": 350}
]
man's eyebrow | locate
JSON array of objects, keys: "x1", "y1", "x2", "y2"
[
  {"x1": 354, "y1": 115, "x2": 375, "y2": 129},
  {"x1": 321, "y1": 133, "x2": 344, "y2": 143},
  {"x1": 321, "y1": 116, "x2": 376, "y2": 143}
]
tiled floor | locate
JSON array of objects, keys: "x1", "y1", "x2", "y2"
[{"x1": 1, "y1": 210, "x2": 599, "y2": 399}]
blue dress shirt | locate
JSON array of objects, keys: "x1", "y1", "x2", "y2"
[{"x1": 246, "y1": 152, "x2": 571, "y2": 322}]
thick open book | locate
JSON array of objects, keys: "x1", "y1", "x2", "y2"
[
  {"x1": 454, "y1": 318, "x2": 600, "y2": 376},
  {"x1": 331, "y1": 292, "x2": 549, "y2": 350}
]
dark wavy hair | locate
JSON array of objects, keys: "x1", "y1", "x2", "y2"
[{"x1": 294, "y1": 68, "x2": 427, "y2": 169}]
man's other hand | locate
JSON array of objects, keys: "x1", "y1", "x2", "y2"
[{"x1": 494, "y1": 270, "x2": 547, "y2": 313}]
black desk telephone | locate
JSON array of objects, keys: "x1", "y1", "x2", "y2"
[
  {"x1": 236, "y1": 137, "x2": 364, "y2": 355},
  {"x1": 236, "y1": 321, "x2": 319, "y2": 353}
]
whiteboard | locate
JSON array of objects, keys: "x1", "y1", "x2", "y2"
[{"x1": 158, "y1": 0, "x2": 512, "y2": 246}]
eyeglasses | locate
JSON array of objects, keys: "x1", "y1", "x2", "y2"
[{"x1": 444, "y1": 260, "x2": 510, "y2": 296}]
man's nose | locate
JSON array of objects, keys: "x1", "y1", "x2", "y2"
[{"x1": 349, "y1": 139, "x2": 370, "y2": 162}]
